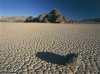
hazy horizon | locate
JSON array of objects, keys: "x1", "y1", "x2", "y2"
[{"x1": 0, "y1": 0, "x2": 100, "y2": 20}]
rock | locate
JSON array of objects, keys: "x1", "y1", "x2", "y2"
[
  {"x1": 55, "y1": 15, "x2": 66, "y2": 23},
  {"x1": 47, "y1": 9, "x2": 67, "y2": 23},
  {"x1": 44, "y1": 18, "x2": 49, "y2": 23},
  {"x1": 50, "y1": 9, "x2": 61, "y2": 15},
  {"x1": 37, "y1": 9, "x2": 67, "y2": 23},
  {"x1": 24, "y1": 9, "x2": 67, "y2": 23},
  {"x1": 38, "y1": 14, "x2": 47, "y2": 22},
  {"x1": 25, "y1": 16, "x2": 34, "y2": 22},
  {"x1": 46, "y1": 14, "x2": 57, "y2": 23},
  {"x1": 33, "y1": 17, "x2": 39, "y2": 22}
]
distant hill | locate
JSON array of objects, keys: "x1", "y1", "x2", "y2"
[
  {"x1": 80, "y1": 18, "x2": 100, "y2": 24},
  {"x1": 0, "y1": 16, "x2": 27, "y2": 22}
]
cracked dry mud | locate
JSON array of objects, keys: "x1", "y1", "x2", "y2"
[{"x1": 0, "y1": 22, "x2": 100, "y2": 74}]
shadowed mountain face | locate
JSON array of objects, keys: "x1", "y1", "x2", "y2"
[{"x1": 36, "y1": 52, "x2": 78, "y2": 65}]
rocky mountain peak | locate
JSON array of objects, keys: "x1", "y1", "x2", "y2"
[{"x1": 50, "y1": 9, "x2": 61, "y2": 15}]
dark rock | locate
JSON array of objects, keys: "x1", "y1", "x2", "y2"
[
  {"x1": 44, "y1": 18, "x2": 49, "y2": 23},
  {"x1": 39, "y1": 9, "x2": 67, "y2": 23},
  {"x1": 55, "y1": 15, "x2": 66, "y2": 23},
  {"x1": 25, "y1": 9, "x2": 67, "y2": 23},
  {"x1": 25, "y1": 16, "x2": 34, "y2": 22},
  {"x1": 38, "y1": 13, "x2": 47, "y2": 22},
  {"x1": 50, "y1": 9, "x2": 61, "y2": 15},
  {"x1": 46, "y1": 9, "x2": 67, "y2": 23},
  {"x1": 33, "y1": 17, "x2": 39, "y2": 22}
]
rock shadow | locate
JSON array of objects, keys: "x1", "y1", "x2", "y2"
[{"x1": 36, "y1": 52, "x2": 78, "y2": 65}]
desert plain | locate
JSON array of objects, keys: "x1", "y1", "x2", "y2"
[{"x1": 0, "y1": 22, "x2": 100, "y2": 74}]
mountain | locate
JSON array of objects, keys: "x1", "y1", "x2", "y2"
[
  {"x1": 0, "y1": 9, "x2": 67, "y2": 23},
  {"x1": 0, "y1": 9, "x2": 99, "y2": 24},
  {"x1": 0, "y1": 16, "x2": 27, "y2": 22},
  {"x1": 80, "y1": 18, "x2": 100, "y2": 23},
  {"x1": 25, "y1": 9, "x2": 67, "y2": 23}
]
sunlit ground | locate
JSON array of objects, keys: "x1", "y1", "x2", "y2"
[{"x1": 0, "y1": 22, "x2": 100, "y2": 74}]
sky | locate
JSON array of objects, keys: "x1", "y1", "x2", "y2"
[{"x1": 0, "y1": 0, "x2": 100, "y2": 20}]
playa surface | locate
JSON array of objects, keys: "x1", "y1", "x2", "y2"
[{"x1": 0, "y1": 22, "x2": 100, "y2": 74}]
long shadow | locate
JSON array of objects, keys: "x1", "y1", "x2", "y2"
[{"x1": 36, "y1": 52, "x2": 77, "y2": 65}]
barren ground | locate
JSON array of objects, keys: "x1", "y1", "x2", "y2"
[{"x1": 0, "y1": 22, "x2": 100, "y2": 74}]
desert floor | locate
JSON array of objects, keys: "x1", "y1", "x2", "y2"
[{"x1": 0, "y1": 22, "x2": 100, "y2": 74}]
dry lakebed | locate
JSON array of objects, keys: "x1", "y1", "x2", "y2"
[{"x1": 0, "y1": 22, "x2": 100, "y2": 74}]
